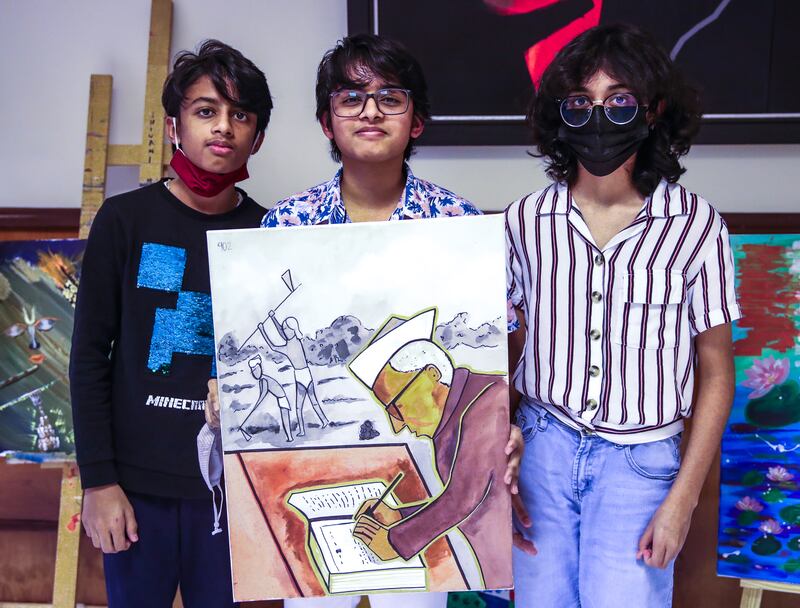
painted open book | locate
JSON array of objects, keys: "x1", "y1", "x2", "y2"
[{"x1": 287, "y1": 481, "x2": 427, "y2": 594}]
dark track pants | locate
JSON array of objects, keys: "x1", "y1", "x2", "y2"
[{"x1": 103, "y1": 491, "x2": 236, "y2": 608}]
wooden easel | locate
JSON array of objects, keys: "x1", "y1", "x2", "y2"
[
  {"x1": 4, "y1": 3, "x2": 174, "y2": 608},
  {"x1": 47, "y1": 462, "x2": 84, "y2": 608},
  {"x1": 79, "y1": 0, "x2": 173, "y2": 239},
  {"x1": 740, "y1": 578, "x2": 800, "y2": 607}
]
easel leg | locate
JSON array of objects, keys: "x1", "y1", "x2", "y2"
[
  {"x1": 740, "y1": 587, "x2": 762, "y2": 608},
  {"x1": 51, "y1": 463, "x2": 82, "y2": 608}
]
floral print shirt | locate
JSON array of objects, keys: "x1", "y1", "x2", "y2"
[{"x1": 261, "y1": 164, "x2": 480, "y2": 227}]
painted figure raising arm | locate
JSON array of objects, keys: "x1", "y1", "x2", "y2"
[{"x1": 258, "y1": 311, "x2": 330, "y2": 436}]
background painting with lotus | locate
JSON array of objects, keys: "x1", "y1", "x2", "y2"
[{"x1": 718, "y1": 234, "x2": 800, "y2": 582}]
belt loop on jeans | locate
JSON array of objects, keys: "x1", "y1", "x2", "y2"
[{"x1": 523, "y1": 396, "x2": 550, "y2": 430}]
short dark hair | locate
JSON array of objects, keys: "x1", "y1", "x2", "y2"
[
  {"x1": 528, "y1": 23, "x2": 701, "y2": 196},
  {"x1": 315, "y1": 34, "x2": 430, "y2": 162},
  {"x1": 162, "y1": 39, "x2": 273, "y2": 135}
]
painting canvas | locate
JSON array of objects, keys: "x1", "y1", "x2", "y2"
[
  {"x1": 718, "y1": 234, "x2": 800, "y2": 582},
  {"x1": 349, "y1": 0, "x2": 800, "y2": 144},
  {"x1": 0, "y1": 239, "x2": 85, "y2": 454},
  {"x1": 207, "y1": 215, "x2": 512, "y2": 601}
]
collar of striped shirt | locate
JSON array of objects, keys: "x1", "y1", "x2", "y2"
[
  {"x1": 506, "y1": 179, "x2": 741, "y2": 444},
  {"x1": 261, "y1": 164, "x2": 480, "y2": 227},
  {"x1": 535, "y1": 180, "x2": 694, "y2": 218}
]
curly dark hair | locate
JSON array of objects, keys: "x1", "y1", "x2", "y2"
[
  {"x1": 528, "y1": 23, "x2": 701, "y2": 196},
  {"x1": 162, "y1": 39, "x2": 273, "y2": 135},
  {"x1": 316, "y1": 34, "x2": 431, "y2": 163}
]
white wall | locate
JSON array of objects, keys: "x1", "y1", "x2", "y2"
[{"x1": 1, "y1": 0, "x2": 798, "y2": 212}]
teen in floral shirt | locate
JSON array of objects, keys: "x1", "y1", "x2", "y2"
[{"x1": 263, "y1": 163, "x2": 479, "y2": 226}]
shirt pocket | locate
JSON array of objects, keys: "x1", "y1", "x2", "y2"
[{"x1": 613, "y1": 270, "x2": 686, "y2": 350}]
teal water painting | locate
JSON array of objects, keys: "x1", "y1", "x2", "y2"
[{"x1": 718, "y1": 234, "x2": 800, "y2": 581}]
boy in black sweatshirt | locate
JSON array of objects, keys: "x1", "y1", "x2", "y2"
[{"x1": 69, "y1": 40, "x2": 271, "y2": 607}]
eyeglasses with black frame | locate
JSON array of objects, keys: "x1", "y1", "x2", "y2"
[
  {"x1": 329, "y1": 88, "x2": 412, "y2": 118},
  {"x1": 559, "y1": 92, "x2": 646, "y2": 128}
]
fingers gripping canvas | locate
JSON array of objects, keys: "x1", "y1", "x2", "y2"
[{"x1": 207, "y1": 216, "x2": 512, "y2": 601}]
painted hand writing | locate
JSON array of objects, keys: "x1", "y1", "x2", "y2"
[
  {"x1": 354, "y1": 499, "x2": 403, "y2": 526},
  {"x1": 353, "y1": 514, "x2": 400, "y2": 561}
]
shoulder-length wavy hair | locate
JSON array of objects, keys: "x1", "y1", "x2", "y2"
[{"x1": 528, "y1": 23, "x2": 701, "y2": 196}]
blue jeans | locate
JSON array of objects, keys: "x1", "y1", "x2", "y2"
[{"x1": 512, "y1": 400, "x2": 680, "y2": 608}]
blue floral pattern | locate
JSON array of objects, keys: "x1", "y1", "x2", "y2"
[{"x1": 261, "y1": 164, "x2": 481, "y2": 227}]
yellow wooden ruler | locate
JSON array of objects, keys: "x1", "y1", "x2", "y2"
[
  {"x1": 139, "y1": 0, "x2": 173, "y2": 186},
  {"x1": 79, "y1": 75, "x2": 112, "y2": 239}
]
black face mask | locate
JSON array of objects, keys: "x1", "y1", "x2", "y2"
[{"x1": 558, "y1": 108, "x2": 650, "y2": 177}]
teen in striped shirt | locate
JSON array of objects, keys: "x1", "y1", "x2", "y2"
[{"x1": 506, "y1": 24, "x2": 740, "y2": 606}]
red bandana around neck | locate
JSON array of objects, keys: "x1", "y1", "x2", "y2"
[{"x1": 169, "y1": 150, "x2": 249, "y2": 198}]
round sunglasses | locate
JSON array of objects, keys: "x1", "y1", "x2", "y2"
[{"x1": 559, "y1": 92, "x2": 646, "y2": 128}]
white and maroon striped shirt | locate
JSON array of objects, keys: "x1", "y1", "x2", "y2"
[{"x1": 506, "y1": 180, "x2": 740, "y2": 444}]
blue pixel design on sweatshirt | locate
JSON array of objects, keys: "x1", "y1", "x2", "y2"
[
  {"x1": 137, "y1": 243, "x2": 186, "y2": 291},
  {"x1": 137, "y1": 243, "x2": 216, "y2": 376}
]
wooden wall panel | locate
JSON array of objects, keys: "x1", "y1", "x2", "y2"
[
  {"x1": 0, "y1": 461, "x2": 106, "y2": 605},
  {"x1": 0, "y1": 528, "x2": 57, "y2": 603}
]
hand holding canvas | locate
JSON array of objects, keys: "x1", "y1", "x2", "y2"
[
  {"x1": 206, "y1": 379, "x2": 220, "y2": 429},
  {"x1": 504, "y1": 424, "x2": 524, "y2": 494},
  {"x1": 353, "y1": 514, "x2": 400, "y2": 561}
]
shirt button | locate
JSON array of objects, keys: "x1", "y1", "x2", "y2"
[
  {"x1": 589, "y1": 365, "x2": 600, "y2": 377},
  {"x1": 589, "y1": 329, "x2": 601, "y2": 341},
  {"x1": 585, "y1": 399, "x2": 598, "y2": 411},
  {"x1": 594, "y1": 254, "x2": 604, "y2": 266},
  {"x1": 591, "y1": 291, "x2": 603, "y2": 303}
]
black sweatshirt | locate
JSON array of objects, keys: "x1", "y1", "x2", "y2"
[{"x1": 69, "y1": 181, "x2": 264, "y2": 498}]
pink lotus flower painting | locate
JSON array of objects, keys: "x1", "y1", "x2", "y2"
[
  {"x1": 736, "y1": 496, "x2": 764, "y2": 512},
  {"x1": 759, "y1": 519, "x2": 783, "y2": 535},
  {"x1": 742, "y1": 356, "x2": 790, "y2": 399},
  {"x1": 766, "y1": 466, "x2": 795, "y2": 483}
]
